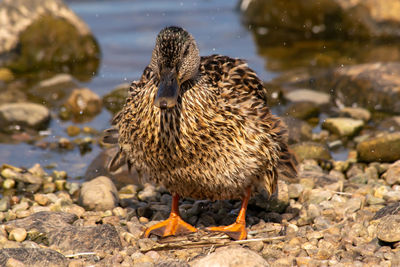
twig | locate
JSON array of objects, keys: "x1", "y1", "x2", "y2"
[
  {"x1": 64, "y1": 252, "x2": 97, "y2": 258},
  {"x1": 141, "y1": 235, "x2": 286, "y2": 252}
]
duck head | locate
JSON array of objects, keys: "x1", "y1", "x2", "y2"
[{"x1": 150, "y1": 26, "x2": 200, "y2": 109}]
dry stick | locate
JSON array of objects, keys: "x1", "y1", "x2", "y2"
[{"x1": 142, "y1": 235, "x2": 286, "y2": 252}]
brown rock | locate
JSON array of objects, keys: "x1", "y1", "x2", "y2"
[
  {"x1": 383, "y1": 160, "x2": 400, "y2": 185},
  {"x1": 377, "y1": 215, "x2": 400, "y2": 243},
  {"x1": 357, "y1": 132, "x2": 400, "y2": 162},
  {"x1": 64, "y1": 88, "x2": 102, "y2": 117}
]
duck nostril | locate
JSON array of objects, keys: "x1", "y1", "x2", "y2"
[{"x1": 160, "y1": 101, "x2": 168, "y2": 109}]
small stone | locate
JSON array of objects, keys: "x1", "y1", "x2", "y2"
[
  {"x1": 42, "y1": 182, "x2": 56, "y2": 193},
  {"x1": 292, "y1": 142, "x2": 331, "y2": 162},
  {"x1": 367, "y1": 194, "x2": 385, "y2": 205},
  {"x1": 306, "y1": 189, "x2": 332, "y2": 204},
  {"x1": 9, "y1": 228, "x2": 27, "y2": 242},
  {"x1": 384, "y1": 160, "x2": 400, "y2": 185},
  {"x1": 3, "y1": 179, "x2": 15, "y2": 189},
  {"x1": 377, "y1": 215, "x2": 400, "y2": 243},
  {"x1": 322, "y1": 117, "x2": 364, "y2": 137},
  {"x1": 285, "y1": 89, "x2": 330, "y2": 106},
  {"x1": 64, "y1": 88, "x2": 102, "y2": 117},
  {"x1": 55, "y1": 180, "x2": 66, "y2": 191},
  {"x1": 288, "y1": 184, "x2": 304, "y2": 199},
  {"x1": 0, "y1": 197, "x2": 10, "y2": 212},
  {"x1": 137, "y1": 183, "x2": 159, "y2": 202},
  {"x1": 79, "y1": 176, "x2": 119, "y2": 211},
  {"x1": 285, "y1": 101, "x2": 320, "y2": 120},
  {"x1": 340, "y1": 107, "x2": 371, "y2": 122},
  {"x1": 113, "y1": 207, "x2": 127, "y2": 218},
  {"x1": 66, "y1": 125, "x2": 80, "y2": 137}
]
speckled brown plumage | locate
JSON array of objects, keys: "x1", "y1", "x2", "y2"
[{"x1": 104, "y1": 26, "x2": 297, "y2": 202}]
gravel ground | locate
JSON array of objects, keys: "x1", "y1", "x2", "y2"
[{"x1": 0, "y1": 158, "x2": 399, "y2": 266}]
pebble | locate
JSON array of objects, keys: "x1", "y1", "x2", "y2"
[
  {"x1": 383, "y1": 160, "x2": 400, "y2": 185},
  {"x1": 322, "y1": 117, "x2": 364, "y2": 137},
  {"x1": 3, "y1": 178, "x2": 15, "y2": 189},
  {"x1": 8, "y1": 228, "x2": 27, "y2": 242}
]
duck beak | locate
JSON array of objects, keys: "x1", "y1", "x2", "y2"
[{"x1": 155, "y1": 68, "x2": 179, "y2": 109}]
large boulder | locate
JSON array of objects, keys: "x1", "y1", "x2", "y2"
[
  {"x1": 283, "y1": 62, "x2": 400, "y2": 114},
  {"x1": 240, "y1": 0, "x2": 400, "y2": 41},
  {"x1": 0, "y1": 0, "x2": 100, "y2": 75}
]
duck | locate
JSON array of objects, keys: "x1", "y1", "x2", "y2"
[{"x1": 103, "y1": 26, "x2": 297, "y2": 240}]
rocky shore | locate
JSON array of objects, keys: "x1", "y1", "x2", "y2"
[{"x1": 1, "y1": 155, "x2": 400, "y2": 266}]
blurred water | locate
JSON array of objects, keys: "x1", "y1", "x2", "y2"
[{"x1": 0, "y1": 0, "x2": 274, "y2": 178}]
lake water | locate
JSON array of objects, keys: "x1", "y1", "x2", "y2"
[{"x1": 0, "y1": 0, "x2": 278, "y2": 178}]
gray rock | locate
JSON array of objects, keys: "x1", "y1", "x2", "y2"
[
  {"x1": 0, "y1": 248, "x2": 68, "y2": 267},
  {"x1": 292, "y1": 142, "x2": 331, "y2": 162},
  {"x1": 383, "y1": 160, "x2": 400, "y2": 185},
  {"x1": 357, "y1": 132, "x2": 400, "y2": 162},
  {"x1": 284, "y1": 89, "x2": 330, "y2": 106},
  {"x1": 281, "y1": 117, "x2": 312, "y2": 144},
  {"x1": 80, "y1": 176, "x2": 119, "y2": 211},
  {"x1": 284, "y1": 101, "x2": 320, "y2": 120},
  {"x1": 0, "y1": 0, "x2": 99, "y2": 73},
  {"x1": 378, "y1": 116, "x2": 400, "y2": 132},
  {"x1": 377, "y1": 215, "x2": 400, "y2": 243},
  {"x1": 190, "y1": 246, "x2": 269, "y2": 267},
  {"x1": 322, "y1": 117, "x2": 364, "y2": 137},
  {"x1": 340, "y1": 107, "x2": 371, "y2": 122},
  {"x1": 0, "y1": 102, "x2": 50, "y2": 131}
]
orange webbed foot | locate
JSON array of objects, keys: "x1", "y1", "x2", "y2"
[
  {"x1": 144, "y1": 215, "x2": 197, "y2": 238},
  {"x1": 206, "y1": 221, "x2": 247, "y2": 240}
]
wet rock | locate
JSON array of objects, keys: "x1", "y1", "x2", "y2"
[
  {"x1": 340, "y1": 107, "x2": 371, "y2": 122},
  {"x1": 240, "y1": 0, "x2": 400, "y2": 40},
  {"x1": 48, "y1": 224, "x2": 122, "y2": 253},
  {"x1": 0, "y1": 68, "x2": 14, "y2": 82},
  {"x1": 0, "y1": 102, "x2": 50, "y2": 132},
  {"x1": 322, "y1": 118, "x2": 364, "y2": 137},
  {"x1": 80, "y1": 176, "x2": 119, "y2": 211},
  {"x1": 376, "y1": 215, "x2": 400, "y2": 243},
  {"x1": 383, "y1": 160, "x2": 400, "y2": 185},
  {"x1": 357, "y1": 132, "x2": 400, "y2": 162},
  {"x1": 102, "y1": 83, "x2": 130, "y2": 114},
  {"x1": 1, "y1": 167, "x2": 43, "y2": 184},
  {"x1": 63, "y1": 88, "x2": 102, "y2": 118},
  {"x1": 292, "y1": 142, "x2": 331, "y2": 162},
  {"x1": 190, "y1": 246, "x2": 269, "y2": 267},
  {"x1": 0, "y1": 0, "x2": 100, "y2": 74},
  {"x1": 378, "y1": 116, "x2": 400, "y2": 132},
  {"x1": 297, "y1": 63, "x2": 400, "y2": 114},
  {"x1": 281, "y1": 117, "x2": 312, "y2": 144},
  {"x1": 284, "y1": 101, "x2": 320, "y2": 120},
  {"x1": 31, "y1": 74, "x2": 79, "y2": 108},
  {"x1": 0, "y1": 248, "x2": 68, "y2": 267},
  {"x1": 284, "y1": 89, "x2": 330, "y2": 106}
]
